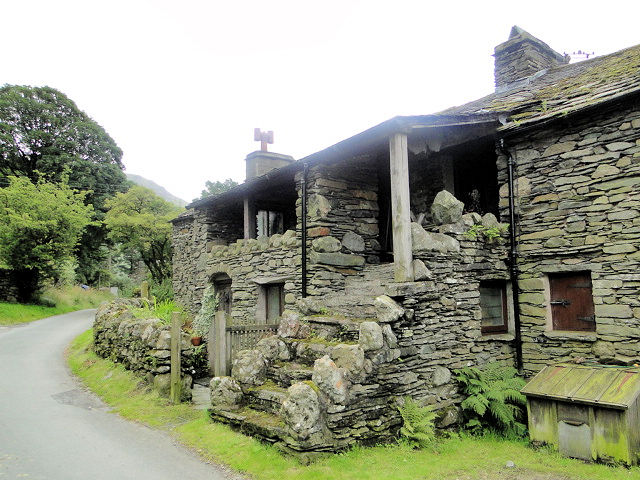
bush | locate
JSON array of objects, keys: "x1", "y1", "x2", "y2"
[
  {"x1": 455, "y1": 364, "x2": 527, "y2": 437},
  {"x1": 398, "y1": 397, "x2": 437, "y2": 448},
  {"x1": 131, "y1": 299, "x2": 189, "y2": 326},
  {"x1": 150, "y1": 278, "x2": 174, "y2": 302}
]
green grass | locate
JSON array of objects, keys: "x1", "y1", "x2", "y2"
[
  {"x1": 0, "y1": 286, "x2": 114, "y2": 325},
  {"x1": 68, "y1": 329, "x2": 640, "y2": 480}
]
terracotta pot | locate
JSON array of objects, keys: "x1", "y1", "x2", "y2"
[{"x1": 191, "y1": 336, "x2": 202, "y2": 346}]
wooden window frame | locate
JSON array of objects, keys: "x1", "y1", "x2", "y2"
[{"x1": 480, "y1": 281, "x2": 509, "y2": 335}]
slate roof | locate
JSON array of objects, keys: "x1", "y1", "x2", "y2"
[{"x1": 441, "y1": 43, "x2": 640, "y2": 133}]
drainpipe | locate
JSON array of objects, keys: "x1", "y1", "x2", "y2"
[
  {"x1": 301, "y1": 163, "x2": 309, "y2": 298},
  {"x1": 500, "y1": 138, "x2": 523, "y2": 373}
]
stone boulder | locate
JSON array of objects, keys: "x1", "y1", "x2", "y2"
[
  {"x1": 210, "y1": 376, "x2": 243, "y2": 408},
  {"x1": 153, "y1": 373, "x2": 193, "y2": 402},
  {"x1": 431, "y1": 366, "x2": 451, "y2": 386},
  {"x1": 374, "y1": 295, "x2": 404, "y2": 323},
  {"x1": 312, "y1": 355, "x2": 349, "y2": 404},
  {"x1": 341, "y1": 231, "x2": 365, "y2": 252},
  {"x1": 256, "y1": 335, "x2": 291, "y2": 362},
  {"x1": 330, "y1": 344, "x2": 365, "y2": 381},
  {"x1": 359, "y1": 321, "x2": 384, "y2": 351},
  {"x1": 281, "y1": 382, "x2": 322, "y2": 440},
  {"x1": 307, "y1": 194, "x2": 332, "y2": 219},
  {"x1": 481, "y1": 213, "x2": 500, "y2": 229},
  {"x1": 312, "y1": 236, "x2": 341, "y2": 253},
  {"x1": 232, "y1": 349, "x2": 267, "y2": 387},
  {"x1": 431, "y1": 190, "x2": 464, "y2": 225},
  {"x1": 411, "y1": 223, "x2": 460, "y2": 253},
  {"x1": 278, "y1": 310, "x2": 302, "y2": 338},
  {"x1": 412, "y1": 259, "x2": 432, "y2": 280}
]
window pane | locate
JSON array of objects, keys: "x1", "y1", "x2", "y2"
[{"x1": 480, "y1": 284, "x2": 507, "y2": 332}]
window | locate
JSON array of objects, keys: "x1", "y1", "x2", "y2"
[
  {"x1": 259, "y1": 283, "x2": 284, "y2": 323},
  {"x1": 480, "y1": 281, "x2": 508, "y2": 334},
  {"x1": 257, "y1": 210, "x2": 284, "y2": 237},
  {"x1": 549, "y1": 272, "x2": 595, "y2": 332}
]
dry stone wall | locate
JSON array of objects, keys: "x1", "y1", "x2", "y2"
[
  {"x1": 501, "y1": 98, "x2": 640, "y2": 374},
  {"x1": 93, "y1": 299, "x2": 205, "y2": 400}
]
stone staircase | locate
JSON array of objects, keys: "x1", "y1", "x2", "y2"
[
  {"x1": 208, "y1": 265, "x2": 406, "y2": 459},
  {"x1": 207, "y1": 309, "x2": 406, "y2": 461}
]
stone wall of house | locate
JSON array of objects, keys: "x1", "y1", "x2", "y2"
[
  {"x1": 173, "y1": 210, "x2": 209, "y2": 315},
  {"x1": 93, "y1": 299, "x2": 206, "y2": 400},
  {"x1": 173, "y1": 205, "x2": 246, "y2": 316},
  {"x1": 384, "y1": 221, "x2": 516, "y2": 422},
  {"x1": 207, "y1": 231, "x2": 300, "y2": 326},
  {"x1": 500, "y1": 98, "x2": 640, "y2": 375}
]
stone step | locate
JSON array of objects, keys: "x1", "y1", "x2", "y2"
[
  {"x1": 290, "y1": 339, "x2": 336, "y2": 366},
  {"x1": 267, "y1": 362, "x2": 314, "y2": 387},
  {"x1": 209, "y1": 406, "x2": 286, "y2": 443},
  {"x1": 246, "y1": 384, "x2": 287, "y2": 414},
  {"x1": 305, "y1": 316, "x2": 362, "y2": 343}
]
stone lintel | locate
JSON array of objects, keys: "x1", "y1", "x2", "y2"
[{"x1": 252, "y1": 275, "x2": 296, "y2": 285}]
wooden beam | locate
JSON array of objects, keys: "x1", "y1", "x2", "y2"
[
  {"x1": 213, "y1": 310, "x2": 227, "y2": 377},
  {"x1": 243, "y1": 197, "x2": 256, "y2": 239},
  {"x1": 389, "y1": 133, "x2": 414, "y2": 282},
  {"x1": 169, "y1": 312, "x2": 182, "y2": 404}
]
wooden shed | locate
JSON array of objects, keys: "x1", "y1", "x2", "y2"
[{"x1": 522, "y1": 363, "x2": 640, "y2": 465}]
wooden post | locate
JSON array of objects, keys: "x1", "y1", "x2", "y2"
[
  {"x1": 243, "y1": 197, "x2": 256, "y2": 239},
  {"x1": 389, "y1": 133, "x2": 414, "y2": 282},
  {"x1": 213, "y1": 311, "x2": 227, "y2": 376},
  {"x1": 141, "y1": 280, "x2": 150, "y2": 299},
  {"x1": 169, "y1": 312, "x2": 182, "y2": 404}
]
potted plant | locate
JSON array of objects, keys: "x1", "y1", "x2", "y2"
[{"x1": 192, "y1": 285, "x2": 218, "y2": 344}]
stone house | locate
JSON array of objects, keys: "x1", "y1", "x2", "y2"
[{"x1": 172, "y1": 27, "x2": 640, "y2": 454}]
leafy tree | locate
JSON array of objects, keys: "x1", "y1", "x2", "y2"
[
  {"x1": 0, "y1": 176, "x2": 93, "y2": 302},
  {"x1": 104, "y1": 186, "x2": 182, "y2": 283},
  {"x1": 0, "y1": 85, "x2": 128, "y2": 284},
  {"x1": 199, "y1": 178, "x2": 238, "y2": 199}
]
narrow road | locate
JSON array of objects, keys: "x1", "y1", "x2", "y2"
[{"x1": 0, "y1": 310, "x2": 232, "y2": 480}]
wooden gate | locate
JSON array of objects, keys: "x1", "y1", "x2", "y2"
[{"x1": 212, "y1": 311, "x2": 279, "y2": 376}]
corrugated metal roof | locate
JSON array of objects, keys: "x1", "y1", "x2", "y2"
[{"x1": 522, "y1": 364, "x2": 640, "y2": 409}]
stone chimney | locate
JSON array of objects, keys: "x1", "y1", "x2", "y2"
[
  {"x1": 245, "y1": 151, "x2": 295, "y2": 181},
  {"x1": 494, "y1": 26, "x2": 569, "y2": 90}
]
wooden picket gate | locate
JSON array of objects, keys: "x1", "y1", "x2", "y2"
[{"x1": 212, "y1": 311, "x2": 279, "y2": 376}]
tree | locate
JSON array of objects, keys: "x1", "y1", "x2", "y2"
[
  {"x1": 199, "y1": 178, "x2": 238, "y2": 199},
  {"x1": 0, "y1": 85, "x2": 128, "y2": 284},
  {"x1": 104, "y1": 186, "x2": 182, "y2": 283},
  {"x1": 0, "y1": 176, "x2": 93, "y2": 302}
]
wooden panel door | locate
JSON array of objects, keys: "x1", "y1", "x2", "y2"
[{"x1": 549, "y1": 272, "x2": 595, "y2": 331}]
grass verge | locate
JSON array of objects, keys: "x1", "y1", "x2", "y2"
[
  {"x1": 0, "y1": 286, "x2": 113, "y2": 325},
  {"x1": 68, "y1": 329, "x2": 639, "y2": 480}
]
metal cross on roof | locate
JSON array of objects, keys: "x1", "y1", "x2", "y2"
[{"x1": 254, "y1": 128, "x2": 274, "y2": 152}]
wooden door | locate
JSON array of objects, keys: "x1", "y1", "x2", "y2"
[{"x1": 549, "y1": 272, "x2": 595, "y2": 331}]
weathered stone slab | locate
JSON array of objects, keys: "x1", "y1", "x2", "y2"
[{"x1": 431, "y1": 190, "x2": 464, "y2": 225}]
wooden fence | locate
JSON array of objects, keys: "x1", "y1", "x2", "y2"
[{"x1": 212, "y1": 311, "x2": 279, "y2": 376}]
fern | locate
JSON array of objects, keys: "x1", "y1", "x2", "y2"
[
  {"x1": 398, "y1": 397, "x2": 437, "y2": 448},
  {"x1": 455, "y1": 364, "x2": 527, "y2": 437}
]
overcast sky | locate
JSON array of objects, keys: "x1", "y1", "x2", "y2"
[{"x1": 4, "y1": 1, "x2": 639, "y2": 202}]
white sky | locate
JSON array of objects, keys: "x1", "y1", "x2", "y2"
[{"x1": 4, "y1": 1, "x2": 639, "y2": 202}]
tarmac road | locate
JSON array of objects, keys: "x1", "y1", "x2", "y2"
[{"x1": 0, "y1": 309, "x2": 232, "y2": 480}]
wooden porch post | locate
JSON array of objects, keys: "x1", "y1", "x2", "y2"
[
  {"x1": 243, "y1": 197, "x2": 256, "y2": 239},
  {"x1": 389, "y1": 133, "x2": 414, "y2": 282},
  {"x1": 169, "y1": 312, "x2": 182, "y2": 403}
]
